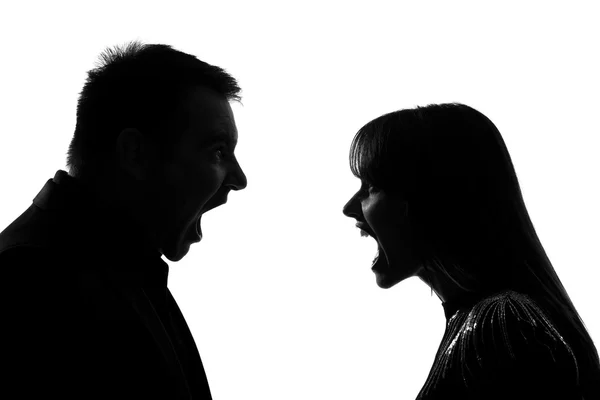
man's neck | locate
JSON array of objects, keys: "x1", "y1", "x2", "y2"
[{"x1": 73, "y1": 170, "x2": 161, "y2": 253}]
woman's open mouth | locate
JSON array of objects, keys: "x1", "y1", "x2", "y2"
[
  {"x1": 356, "y1": 223, "x2": 387, "y2": 271},
  {"x1": 372, "y1": 247, "x2": 380, "y2": 268}
]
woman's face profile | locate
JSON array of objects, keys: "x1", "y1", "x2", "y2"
[{"x1": 343, "y1": 181, "x2": 421, "y2": 288}]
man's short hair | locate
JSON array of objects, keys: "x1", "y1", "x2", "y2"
[{"x1": 66, "y1": 40, "x2": 241, "y2": 178}]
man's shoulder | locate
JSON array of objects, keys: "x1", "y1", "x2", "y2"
[
  {"x1": 0, "y1": 244, "x2": 132, "y2": 318},
  {"x1": 0, "y1": 244, "x2": 69, "y2": 283},
  {"x1": 0, "y1": 202, "x2": 78, "y2": 258}
]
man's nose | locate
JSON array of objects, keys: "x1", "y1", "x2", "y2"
[{"x1": 226, "y1": 157, "x2": 247, "y2": 191}]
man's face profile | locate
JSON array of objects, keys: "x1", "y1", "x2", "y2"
[{"x1": 136, "y1": 86, "x2": 247, "y2": 262}]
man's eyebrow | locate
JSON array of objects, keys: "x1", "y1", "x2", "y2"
[{"x1": 200, "y1": 130, "x2": 237, "y2": 147}]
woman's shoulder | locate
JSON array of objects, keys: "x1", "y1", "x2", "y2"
[
  {"x1": 423, "y1": 290, "x2": 582, "y2": 398},
  {"x1": 473, "y1": 289, "x2": 543, "y2": 309},
  {"x1": 468, "y1": 289, "x2": 553, "y2": 329},
  {"x1": 455, "y1": 289, "x2": 560, "y2": 329},
  {"x1": 462, "y1": 289, "x2": 546, "y2": 316},
  {"x1": 464, "y1": 290, "x2": 576, "y2": 360}
]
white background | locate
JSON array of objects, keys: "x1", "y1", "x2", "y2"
[{"x1": 0, "y1": 1, "x2": 598, "y2": 399}]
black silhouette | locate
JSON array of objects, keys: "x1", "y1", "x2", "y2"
[
  {"x1": 343, "y1": 104, "x2": 600, "y2": 399},
  {"x1": 0, "y1": 41, "x2": 246, "y2": 399}
]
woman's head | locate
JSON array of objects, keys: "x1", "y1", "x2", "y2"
[
  {"x1": 343, "y1": 102, "x2": 600, "y2": 390},
  {"x1": 344, "y1": 103, "x2": 538, "y2": 295}
]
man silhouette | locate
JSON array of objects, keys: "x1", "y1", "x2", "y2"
[{"x1": 0, "y1": 41, "x2": 247, "y2": 399}]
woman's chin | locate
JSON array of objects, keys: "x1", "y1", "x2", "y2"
[
  {"x1": 374, "y1": 271, "x2": 402, "y2": 289},
  {"x1": 372, "y1": 259, "x2": 407, "y2": 289}
]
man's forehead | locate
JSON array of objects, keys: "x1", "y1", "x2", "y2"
[
  {"x1": 205, "y1": 125, "x2": 237, "y2": 142},
  {"x1": 184, "y1": 86, "x2": 238, "y2": 138},
  {"x1": 204, "y1": 111, "x2": 238, "y2": 138},
  {"x1": 187, "y1": 86, "x2": 232, "y2": 110}
]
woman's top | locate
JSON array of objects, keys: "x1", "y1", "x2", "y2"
[{"x1": 416, "y1": 290, "x2": 584, "y2": 400}]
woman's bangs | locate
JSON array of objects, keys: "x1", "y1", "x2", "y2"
[{"x1": 349, "y1": 125, "x2": 383, "y2": 185}]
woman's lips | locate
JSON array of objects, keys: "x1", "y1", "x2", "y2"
[
  {"x1": 356, "y1": 223, "x2": 375, "y2": 238},
  {"x1": 372, "y1": 247, "x2": 380, "y2": 267},
  {"x1": 372, "y1": 245, "x2": 389, "y2": 271},
  {"x1": 355, "y1": 223, "x2": 385, "y2": 270}
]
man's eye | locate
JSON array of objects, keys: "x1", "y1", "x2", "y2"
[{"x1": 213, "y1": 146, "x2": 227, "y2": 159}]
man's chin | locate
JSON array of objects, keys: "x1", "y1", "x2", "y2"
[
  {"x1": 164, "y1": 252, "x2": 186, "y2": 262},
  {"x1": 161, "y1": 240, "x2": 192, "y2": 262}
]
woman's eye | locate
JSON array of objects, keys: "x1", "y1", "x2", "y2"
[
  {"x1": 367, "y1": 185, "x2": 379, "y2": 194},
  {"x1": 357, "y1": 184, "x2": 378, "y2": 200}
]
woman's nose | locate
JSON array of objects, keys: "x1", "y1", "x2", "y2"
[{"x1": 343, "y1": 192, "x2": 360, "y2": 219}]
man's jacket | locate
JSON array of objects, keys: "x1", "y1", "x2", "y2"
[{"x1": 0, "y1": 170, "x2": 212, "y2": 399}]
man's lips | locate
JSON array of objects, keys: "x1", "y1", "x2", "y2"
[
  {"x1": 202, "y1": 193, "x2": 229, "y2": 214},
  {"x1": 191, "y1": 193, "x2": 229, "y2": 242},
  {"x1": 195, "y1": 217, "x2": 202, "y2": 240}
]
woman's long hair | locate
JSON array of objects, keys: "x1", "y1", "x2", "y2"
[{"x1": 349, "y1": 103, "x2": 599, "y2": 393}]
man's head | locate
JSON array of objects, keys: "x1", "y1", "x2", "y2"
[{"x1": 66, "y1": 41, "x2": 247, "y2": 261}]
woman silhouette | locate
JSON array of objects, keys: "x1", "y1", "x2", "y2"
[{"x1": 343, "y1": 103, "x2": 600, "y2": 399}]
